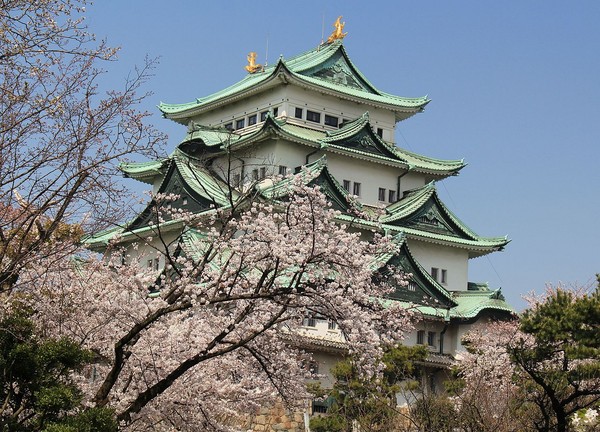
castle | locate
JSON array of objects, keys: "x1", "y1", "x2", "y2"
[{"x1": 87, "y1": 17, "x2": 513, "y2": 412}]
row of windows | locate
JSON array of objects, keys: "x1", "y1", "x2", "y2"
[
  {"x1": 250, "y1": 165, "x2": 288, "y2": 181},
  {"x1": 224, "y1": 107, "x2": 279, "y2": 131},
  {"x1": 341, "y1": 181, "x2": 398, "y2": 203},
  {"x1": 416, "y1": 330, "x2": 437, "y2": 347},
  {"x1": 431, "y1": 267, "x2": 447, "y2": 285},
  {"x1": 295, "y1": 107, "x2": 340, "y2": 128},
  {"x1": 303, "y1": 316, "x2": 337, "y2": 330},
  {"x1": 342, "y1": 179, "x2": 361, "y2": 196},
  {"x1": 294, "y1": 107, "x2": 384, "y2": 137},
  {"x1": 378, "y1": 187, "x2": 397, "y2": 203}
]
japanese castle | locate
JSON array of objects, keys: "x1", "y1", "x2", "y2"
[{"x1": 87, "y1": 19, "x2": 513, "y2": 395}]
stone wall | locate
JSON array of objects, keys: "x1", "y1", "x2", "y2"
[{"x1": 243, "y1": 404, "x2": 307, "y2": 432}]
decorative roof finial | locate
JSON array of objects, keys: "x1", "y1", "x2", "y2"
[
  {"x1": 245, "y1": 52, "x2": 262, "y2": 74},
  {"x1": 326, "y1": 16, "x2": 347, "y2": 44}
]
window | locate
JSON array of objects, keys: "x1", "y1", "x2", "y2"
[
  {"x1": 376, "y1": 127, "x2": 383, "y2": 138},
  {"x1": 378, "y1": 187, "x2": 386, "y2": 201},
  {"x1": 182, "y1": 197, "x2": 188, "y2": 205},
  {"x1": 235, "y1": 118, "x2": 245, "y2": 129},
  {"x1": 295, "y1": 107, "x2": 303, "y2": 119},
  {"x1": 259, "y1": 167, "x2": 266, "y2": 179},
  {"x1": 407, "y1": 281, "x2": 417, "y2": 291},
  {"x1": 417, "y1": 330, "x2": 425, "y2": 345},
  {"x1": 224, "y1": 122, "x2": 233, "y2": 131},
  {"x1": 441, "y1": 269, "x2": 447, "y2": 285},
  {"x1": 312, "y1": 400, "x2": 329, "y2": 414},
  {"x1": 428, "y1": 331, "x2": 436, "y2": 347},
  {"x1": 273, "y1": 107, "x2": 278, "y2": 117},
  {"x1": 147, "y1": 258, "x2": 159, "y2": 271},
  {"x1": 388, "y1": 190, "x2": 397, "y2": 203},
  {"x1": 248, "y1": 114, "x2": 257, "y2": 125},
  {"x1": 304, "y1": 316, "x2": 316, "y2": 327},
  {"x1": 278, "y1": 165, "x2": 287, "y2": 176},
  {"x1": 343, "y1": 180, "x2": 351, "y2": 192},
  {"x1": 233, "y1": 173, "x2": 241, "y2": 186},
  {"x1": 251, "y1": 169, "x2": 259, "y2": 181},
  {"x1": 324, "y1": 114, "x2": 338, "y2": 127},
  {"x1": 306, "y1": 110, "x2": 321, "y2": 123},
  {"x1": 353, "y1": 182, "x2": 361, "y2": 196},
  {"x1": 328, "y1": 320, "x2": 337, "y2": 330},
  {"x1": 260, "y1": 110, "x2": 268, "y2": 121},
  {"x1": 431, "y1": 267, "x2": 439, "y2": 281}
]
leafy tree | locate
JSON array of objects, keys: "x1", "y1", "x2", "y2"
[
  {"x1": 457, "y1": 281, "x2": 600, "y2": 432},
  {"x1": 509, "y1": 284, "x2": 600, "y2": 432},
  {"x1": 310, "y1": 345, "x2": 427, "y2": 432},
  {"x1": 0, "y1": 304, "x2": 116, "y2": 431}
]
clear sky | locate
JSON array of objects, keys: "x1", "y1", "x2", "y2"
[{"x1": 85, "y1": 1, "x2": 600, "y2": 310}]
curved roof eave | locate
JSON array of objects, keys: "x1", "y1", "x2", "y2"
[
  {"x1": 159, "y1": 57, "x2": 429, "y2": 122},
  {"x1": 159, "y1": 63, "x2": 285, "y2": 121},
  {"x1": 383, "y1": 224, "x2": 509, "y2": 257},
  {"x1": 382, "y1": 183, "x2": 508, "y2": 248},
  {"x1": 284, "y1": 71, "x2": 429, "y2": 120},
  {"x1": 120, "y1": 159, "x2": 169, "y2": 184}
]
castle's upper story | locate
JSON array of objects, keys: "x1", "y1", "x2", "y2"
[{"x1": 158, "y1": 39, "x2": 430, "y2": 146}]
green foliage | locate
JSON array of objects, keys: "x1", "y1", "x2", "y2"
[
  {"x1": 509, "y1": 283, "x2": 600, "y2": 432},
  {"x1": 0, "y1": 305, "x2": 116, "y2": 432},
  {"x1": 309, "y1": 413, "x2": 348, "y2": 432},
  {"x1": 310, "y1": 345, "x2": 427, "y2": 432}
]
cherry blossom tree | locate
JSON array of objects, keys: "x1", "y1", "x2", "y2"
[
  {"x1": 19, "y1": 181, "x2": 413, "y2": 431},
  {"x1": 456, "y1": 282, "x2": 600, "y2": 432},
  {"x1": 0, "y1": 0, "x2": 165, "y2": 293},
  {"x1": 452, "y1": 319, "x2": 526, "y2": 432}
]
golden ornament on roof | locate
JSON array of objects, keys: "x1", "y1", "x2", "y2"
[
  {"x1": 326, "y1": 16, "x2": 347, "y2": 44},
  {"x1": 244, "y1": 52, "x2": 262, "y2": 74}
]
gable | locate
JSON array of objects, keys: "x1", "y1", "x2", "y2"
[
  {"x1": 334, "y1": 128, "x2": 399, "y2": 159},
  {"x1": 126, "y1": 163, "x2": 216, "y2": 232},
  {"x1": 377, "y1": 242, "x2": 456, "y2": 308},
  {"x1": 404, "y1": 196, "x2": 472, "y2": 239},
  {"x1": 307, "y1": 168, "x2": 354, "y2": 213},
  {"x1": 301, "y1": 50, "x2": 374, "y2": 92}
]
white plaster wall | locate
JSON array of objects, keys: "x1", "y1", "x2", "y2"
[
  {"x1": 454, "y1": 316, "x2": 493, "y2": 355},
  {"x1": 311, "y1": 352, "x2": 344, "y2": 389},
  {"x1": 404, "y1": 320, "x2": 449, "y2": 354},
  {"x1": 211, "y1": 138, "x2": 316, "y2": 184},
  {"x1": 284, "y1": 86, "x2": 397, "y2": 142},
  {"x1": 113, "y1": 231, "x2": 181, "y2": 270},
  {"x1": 186, "y1": 83, "x2": 398, "y2": 143},
  {"x1": 407, "y1": 239, "x2": 469, "y2": 292},
  {"x1": 188, "y1": 87, "x2": 288, "y2": 130},
  {"x1": 400, "y1": 172, "x2": 428, "y2": 194},
  {"x1": 326, "y1": 153, "x2": 403, "y2": 206}
]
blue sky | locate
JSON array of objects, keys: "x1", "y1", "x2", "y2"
[{"x1": 86, "y1": 1, "x2": 600, "y2": 310}]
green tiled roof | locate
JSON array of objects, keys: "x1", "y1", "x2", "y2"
[
  {"x1": 120, "y1": 159, "x2": 168, "y2": 185},
  {"x1": 172, "y1": 149, "x2": 235, "y2": 207},
  {"x1": 257, "y1": 155, "x2": 358, "y2": 214},
  {"x1": 159, "y1": 41, "x2": 429, "y2": 123},
  {"x1": 380, "y1": 182, "x2": 509, "y2": 256},
  {"x1": 181, "y1": 125, "x2": 242, "y2": 148},
  {"x1": 196, "y1": 113, "x2": 464, "y2": 177},
  {"x1": 384, "y1": 285, "x2": 514, "y2": 320},
  {"x1": 451, "y1": 288, "x2": 515, "y2": 319},
  {"x1": 374, "y1": 234, "x2": 456, "y2": 307}
]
